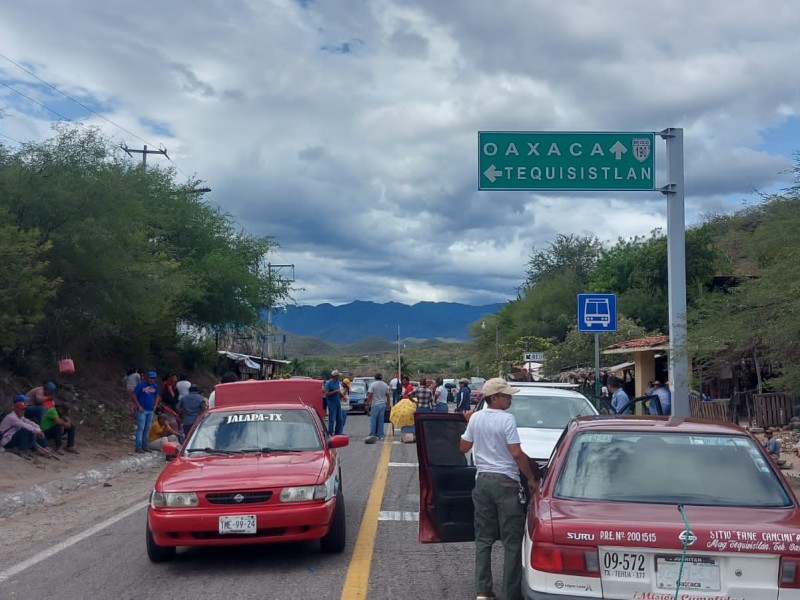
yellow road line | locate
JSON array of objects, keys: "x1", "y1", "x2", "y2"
[{"x1": 340, "y1": 434, "x2": 393, "y2": 600}]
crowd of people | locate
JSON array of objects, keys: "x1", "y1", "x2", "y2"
[
  {"x1": 320, "y1": 371, "x2": 478, "y2": 443},
  {"x1": 0, "y1": 381, "x2": 78, "y2": 460},
  {"x1": 125, "y1": 368, "x2": 227, "y2": 453}
]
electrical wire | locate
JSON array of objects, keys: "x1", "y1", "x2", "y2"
[
  {"x1": 0, "y1": 52, "x2": 195, "y2": 178},
  {"x1": 0, "y1": 131, "x2": 23, "y2": 145},
  {"x1": 0, "y1": 50, "x2": 157, "y2": 148},
  {"x1": 0, "y1": 80, "x2": 73, "y2": 122}
]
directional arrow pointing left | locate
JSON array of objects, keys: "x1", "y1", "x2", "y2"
[
  {"x1": 483, "y1": 164, "x2": 502, "y2": 183},
  {"x1": 609, "y1": 141, "x2": 627, "y2": 160}
]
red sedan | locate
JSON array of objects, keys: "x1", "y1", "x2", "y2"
[
  {"x1": 146, "y1": 380, "x2": 348, "y2": 562},
  {"x1": 415, "y1": 413, "x2": 800, "y2": 599}
]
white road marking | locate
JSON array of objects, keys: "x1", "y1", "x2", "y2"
[
  {"x1": 388, "y1": 462, "x2": 418, "y2": 467},
  {"x1": 0, "y1": 500, "x2": 147, "y2": 583},
  {"x1": 378, "y1": 510, "x2": 419, "y2": 521}
]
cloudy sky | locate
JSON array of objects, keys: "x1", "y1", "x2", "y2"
[{"x1": 1, "y1": 0, "x2": 798, "y2": 307}]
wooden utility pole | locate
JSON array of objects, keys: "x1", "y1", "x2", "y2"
[
  {"x1": 122, "y1": 144, "x2": 168, "y2": 169},
  {"x1": 264, "y1": 263, "x2": 295, "y2": 358}
]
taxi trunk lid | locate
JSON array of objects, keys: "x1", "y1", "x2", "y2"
[{"x1": 547, "y1": 500, "x2": 799, "y2": 599}]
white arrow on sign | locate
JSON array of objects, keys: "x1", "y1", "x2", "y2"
[
  {"x1": 483, "y1": 164, "x2": 502, "y2": 183},
  {"x1": 609, "y1": 141, "x2": 627, "y2": 160}
]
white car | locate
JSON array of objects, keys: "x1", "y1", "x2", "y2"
[{"x1": 473, "y1": 382, "x2": 598, "y2": 463}]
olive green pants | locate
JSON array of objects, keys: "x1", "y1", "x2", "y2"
[{"x1": 472, "y1": 472, "x2": 525, "y2": 600}]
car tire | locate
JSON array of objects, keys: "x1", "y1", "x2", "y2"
[
  {"x1": 320, "y1": 492, "x2": 346, "y2": 553},
  {"x1": 146, "y1": 520, "x2": 176, "y2": 562}
]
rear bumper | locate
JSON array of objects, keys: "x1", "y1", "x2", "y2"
[
  {"x1": 147, "y1": 497, "x2": 337, "y2": 547},
  {"x1": 522, "y1": 585, "x2": 585, "y2": 600}
]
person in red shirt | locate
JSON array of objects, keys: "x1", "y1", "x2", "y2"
[
  {"x1": 25, "y1": 381, "x2": 56, "y2": 423},
  {"x1": 401, "y1": 376, "x2": 414, "y2": 399}
]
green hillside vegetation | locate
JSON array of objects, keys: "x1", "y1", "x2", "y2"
[
  {"x1": 470, "y1": 169, "x2": 800, "y2": 393},
  {"x1": 0, "y1": 126, "x2": 292, "y2": 374}
]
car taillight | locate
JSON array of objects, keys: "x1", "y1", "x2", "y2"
[
  {"x1": 531, "y1": 542, "x2": 600, "y2": 577},
  {"x1": 780, "y1": 557, "x2": 800, "y2": 588}
]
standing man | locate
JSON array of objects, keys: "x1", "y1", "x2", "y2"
[
  {"x1": 608, "y1": 375, "x2": 630, "y2": 414},
  {"x1": 175, "y1": 374, "x2": 191, "y2": 401},
  {"x1": 456, "y1": 378, "x2": 472, "y2": 413},
  {"x1": 412, "y1": 377, "x2": 435, "y2": 412},
  {"x1": 324, "y1": 370, "x2": 343, "y2": 435},
  {"x1": 389, "y1": 373, "x2": 400, "y2": 407},
  {"x1": 177, "y1": 385, "x2": 207, "y2": 437},
  {"x1": 459, "y1": 378, "x2": 538, "y2": 600},
  {"x1": 365, "y1": 372, "x2": 391, "y2": 442},
  {"x1": 131, "y1": 370, "x2": 160, "y2": 453},
  {"x1": 434, "y1": 378, "x2": 449, "y2": 413}
]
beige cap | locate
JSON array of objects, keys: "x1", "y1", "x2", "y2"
[{"x1": 481, "y1": 377, "x2": 520, "y2": 397}]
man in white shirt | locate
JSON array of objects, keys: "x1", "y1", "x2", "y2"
[
  {"x1": 175, "y1": 374, "x2": 191, "y2": 400},
  {"x1": 459, "y1": 378, "x2": 538, "y2": 600},
  {"x1": 434, "y1": 378, "x2": 449, "y2": 413}
]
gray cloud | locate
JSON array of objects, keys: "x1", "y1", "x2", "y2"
[{"x1": 0, "y1": 0, "x2": 797, "y2": 307}]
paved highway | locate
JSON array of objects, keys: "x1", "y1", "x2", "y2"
[{"x1": 0, "y1": 413, "x2": 498, "y2": 600}]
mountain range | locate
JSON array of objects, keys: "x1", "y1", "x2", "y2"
[{"x1": 270, "y1": 301, "x2": 500, "y2": 345}]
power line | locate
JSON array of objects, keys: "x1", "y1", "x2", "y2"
[
  {"x1": 0, "y1": 131, "x2": 23, "y2": 145},
  {"x1": 0, "y1": 52, "x2": 198, "y2": 184},
  {"x1": 0, "y1": 80, "x2": 73, "y2": 122},
  {"x1": 0, "y1": 50, "x2": 157, "y2": 148}
]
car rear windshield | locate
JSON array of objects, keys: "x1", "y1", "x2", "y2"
[
  {"x1": 186, "y1": 409, "x2": 322, "y2": 453},
  {"x1": 554, "y1": 431, "x2": 792, "y2": 507},
  {"x1": 507, "y1": 395, "x2": 596, "y2": 429},
  {"x1": 350, "y1": 381, "x2": 367, "y2": 394}
]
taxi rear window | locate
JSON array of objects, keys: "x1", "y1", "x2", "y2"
[
  {"x1": 186, "y1": 409, "x2": 322, "y2": 452},
  {"x1": 554, "y1": 431, "x2": 792, "y2": 508}
]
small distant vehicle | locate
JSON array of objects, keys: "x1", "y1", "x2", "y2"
[
  {"x1": 346, "y1": 380, "x2": 369, "y2": 413},
  {"x1": 473, "y1": 383, "x2": 598, "y2": 464},
  {"x1": 416, "y1": 415, "x2": 800, "y2": 598},
  {"x1": 146, "y1": 379, "x2": 349, "y2": 562},
  {"x1": 469, "y1": 381, "x2": 484, "y2": 405}
]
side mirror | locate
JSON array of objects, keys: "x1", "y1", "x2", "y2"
[
  {"x1": 162, "y1": 441, "x2": 179, "y2": 458},
  {"x1": 329, "y1": 435, "x2": 349, "y2": 449}
]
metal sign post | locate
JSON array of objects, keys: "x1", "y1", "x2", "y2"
[{"x1": 660, "y1": 128, "x2": 688, "y2": 416}]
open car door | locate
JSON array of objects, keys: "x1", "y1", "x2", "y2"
[
  {"x1": 617, "y1": 394, "x2": 663, "y2": 415},
  {"x1": 414, "y1": 412, "x2": 476, "y2": 543}
]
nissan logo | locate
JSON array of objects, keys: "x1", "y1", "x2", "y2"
[
  {"x1": 678, "y1": 530, "x2": 697, "y2": 545},
  {"x1": 234, "y1": 493, "x2": 245, "y2": 503}
]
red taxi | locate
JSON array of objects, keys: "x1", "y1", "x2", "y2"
[
  {"x1": 415, "y1": 413, "x2": 800, "y2": 599},
  {"x1": 146, "y1": 379, "x2": 348, "y2": 562}
]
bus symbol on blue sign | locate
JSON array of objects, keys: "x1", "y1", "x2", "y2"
[{"x1": 577, "y1": 294, "x2": 617, "y2": 332}]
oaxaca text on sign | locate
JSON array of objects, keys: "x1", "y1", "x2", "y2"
[{"x1": 478, "y1": 131, "x2": 656, "y2": 191}]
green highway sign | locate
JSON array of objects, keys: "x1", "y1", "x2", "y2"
[{"x1": 478, "y1": 131, "x2": 656, "y2": 191}]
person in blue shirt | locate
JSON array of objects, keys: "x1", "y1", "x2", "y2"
[
  {"x1": 653, "y1": 381, "x2": 671, "y2": 415},
  {"x1": 131, "y1": 370, "x2": 160, "y2": 453},
  {"x1": 323, "y1": 370, "x2": 343, "y2": 435},
  {"x1": 456, "y1": 378, "x2": 472, "y2": 413},
  {"x1": 764, "y1": 429, "x2": 781, "y2": 461},
  {"x1": 608, "y1": 375, "x2": 630, "y2": 414}
]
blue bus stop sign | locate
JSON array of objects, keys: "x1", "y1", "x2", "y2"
[{"x1": 577, "y1": 293, "x2": 617, "y2": 332}]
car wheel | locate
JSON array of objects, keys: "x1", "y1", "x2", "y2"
[
  {"x1": 146, "y1": 520, "x2": 176, "y2": 562},
  {"x1": 320, "y1": 492, "x2": 346, "y2": 553}
]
